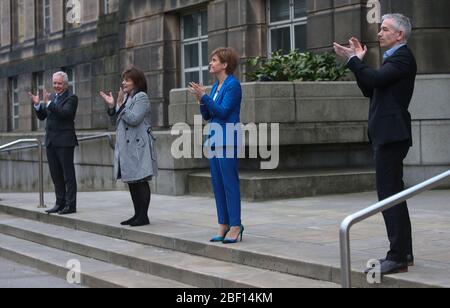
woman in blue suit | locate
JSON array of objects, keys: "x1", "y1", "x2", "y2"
[{"x1": 188, "y1": 47, "x2": 243, "y2": 244}]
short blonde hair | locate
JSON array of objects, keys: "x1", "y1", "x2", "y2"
[{"x1": 210, "y1": 47, "x2": 240, "y2": 75}]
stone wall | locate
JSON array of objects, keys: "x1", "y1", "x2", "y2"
[
  {"x1": 309, "y1": 0, "x2": 450, "y2": 74},
  {"x1": 405, "y1": 75, "x2": 450, "y2": 186}
]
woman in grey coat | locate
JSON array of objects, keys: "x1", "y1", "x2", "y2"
[{"x1": 100, "y1": 67, "x2": 157, "y2": 227}]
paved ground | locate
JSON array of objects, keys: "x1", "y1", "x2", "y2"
[
  {"x1": 1, "y1": 189, "x2": 450, "y2": 287},
  {"x1": 0, "y1": 256, "x2": 82, "y2": 288}
]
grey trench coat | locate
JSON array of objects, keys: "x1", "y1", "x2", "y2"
[{"x1": 108, "y1": 91, "x2": 158, "y2": 183}]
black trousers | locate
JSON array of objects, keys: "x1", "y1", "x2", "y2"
[
  {"x1": 374, "y1": 140, "x2": 413, "y2": 263},
  {"x1": 46, "y1": 146, "x2": 77, "y2": 209}
]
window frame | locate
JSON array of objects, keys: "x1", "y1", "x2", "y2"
[
  {"x1": 32, "y1": 72, "x2": 46, "y2": 130},
  {"x1": 180, "y1": 11, "x2": 209, "y2": 87},
  {"x1": 267, "y1": 0, "x2": 308, "y2": 55},
  {"x1": 43, "y1": 0, "x2": 51, "y2": 36},
  {"x1": 104, "y1": 0, "x2": 110, "y2": 15},
  {"x1": 10, "y1": 77, "x2": 20, "y2": 131},
  {"x1": 62, "y1": 67, "x2": 76, "y2": 94}
]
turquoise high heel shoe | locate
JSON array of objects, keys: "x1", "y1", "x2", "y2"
[
  {"x1": 222, "y1": 225, "x2": 244, "y2": 244},
  {"x1": 210, "y1": 227, "x2": 230, "y2": 242}
]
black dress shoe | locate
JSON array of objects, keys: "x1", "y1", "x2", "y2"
[
  {"x1": 365, "y1": 260, "x2": 408, "y2": 276},
  {"x1": 45, "y1": 204, "x2": 65, "y2": 214},
  {"x1": 129, "y1": 217, "x2": 150, "y2": 227},
  {"x1": 58, "y1": 206, "x2": 76, "y2": 215},
  {"x1": 379, "y1": 254, "x2": 414, "y2": 266},
  {"x1": 121, "y1": 216, "x2": 138, "y2": 226}
]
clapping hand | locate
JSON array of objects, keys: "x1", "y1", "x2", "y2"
[
  {"x1": 117, "y1": 88, "x2": 125, "y2": 108},
  {"x1": 188, "y1": 82, "x2": 207, "y2": 103},
  {"x1": 100, "y1": 90, "x2": 116, "y2": 108},
  {"x1": 349, "y1": 37, "x2": 368, "y2": 60},
  {"x1": 28, "y1": 90, "x2": 50, "y2": 106},
  {"x1": 333, "y1": 37, "x2": 367, "y2": 61}
]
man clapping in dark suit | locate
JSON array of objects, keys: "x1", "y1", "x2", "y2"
[
  {"x1": 29, "y1": 71, "x2": 79, "y2": 215},
  {"x1": 334, "y1": 14, "x2": 416, "y2": 275}
]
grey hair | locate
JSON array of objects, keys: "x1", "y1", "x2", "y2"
[
  {"x1": 53, "y1": 71, "x2": 69, "y2": 85},
  {"x1": 382, "y1": 13, "x2": 412, "y2": 41}
]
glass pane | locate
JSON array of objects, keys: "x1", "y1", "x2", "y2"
[
  {"x1": 184, "y1": 44, "x2": 199, "y2": 68},
  {"x1": 13, "y1": 92, "x2": 18, "y2": 102},
  {"x1": 66, "y1": 68, "x2": 73, "y2": 81},
  {"x1": 185, "y1": 71, "x2": 199, "y2": 87},
  {"x1": 13, "y1": 78, "x2": 18, "y2": 88},
  {"x1": 201, "y1": 11, "x2": 208, "y2": 36},
  {"x1": 45, "y1": 18, "x2": 50, "y2": 32},
  {"x1": 295, "y1": 24, "x2": 307, "y2": 51},
  {"x1": 202, "y1": 70, "x2": 210, "y2": 85},
  {"x1": 270, "y1": 0, "x2": 290, "y2": 23},
  {"x1": 271, "y1": 27, "x2": 291, "y2": 54},
  {"x1": 14, "y1": 118, "x2": 19, "y2": 130},
  {"x1": 14, "y1": 105, "x2": 19, "y2": 116},
  {"x1": 202, "y1": 42, "x2": 209, "y2": 66},
  {"x1": 183, "y1": 14, "x2": 198, "y2": 39},
  {"x1": 294, "y1": 0, "x2": 307, "y2": 19}
]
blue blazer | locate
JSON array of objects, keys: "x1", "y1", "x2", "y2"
[{"x1": 200, "y1": 75, "x2": 242, "y2": 148}]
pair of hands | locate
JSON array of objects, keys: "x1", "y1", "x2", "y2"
[
  {"x1": 99, "y1": 88, "x2": 125, "y2": 109},
  {"x1": 333, "y1": 37, "x2": 368, "y2": 61},
  {"x1": 28, "y1": 90, "x2": 50, "y2": 107},
  {"x1": 188, "y1": 82, "x2": 207, "y2": 103}
]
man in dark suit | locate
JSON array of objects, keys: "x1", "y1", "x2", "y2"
[
  {"x1": 29, "y1": 71, "x2": 78, "y2": 215},
  {"x1": 334, "y1": 13, "x2": 416, "y2": 275}
]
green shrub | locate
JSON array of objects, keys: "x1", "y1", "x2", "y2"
[{"x1": 246, "y1": 50, "x2": 349, "y2": 82}]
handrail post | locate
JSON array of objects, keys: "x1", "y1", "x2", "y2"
[
  {"x1": 37, "y1": 141, "x2": 46, "y2": 208},
  {"x1": 1, "y1": 134, "x2": 114, "y2": 209},
  {"x1": 339, "y1": 169, "x2": 450, "y2": 288},
  {"x1": 340, "y1": 218, "x2": 352, "y2": 288}
]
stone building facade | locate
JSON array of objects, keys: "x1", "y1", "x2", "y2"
[
  {"x1": 1, "y1": 0, "x2": 449, "y2": 132},
  {"x1": 0, "y1": 1, "x2": 449, "y2": 194}
]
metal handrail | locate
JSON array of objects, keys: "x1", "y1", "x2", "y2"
[
  {"x1": 1, "y1": 133, "x2": 115, "y2": 152},
  {"x1": 339, "y1": 169, "x2": 450, "y2": 288},
  {"x1": 0, "y1": 133, "x2": 115, "y2": 209},
  {"x1": 0, "y1": 139, "x2": 46, "y2": 208}
]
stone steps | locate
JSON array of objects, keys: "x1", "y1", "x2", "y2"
[
  {"x1": 0, "y1": 233, "x2": 192, "y2": 288},
  {"x1": 188, "y1": 167, "x2": 376, "y2": 201},
  {"x1": 0, "y1": 201, "x2": 444, "y2": 288},
  {"x1": 0, "y1": 214, "x2": 337, "y2": 288}
]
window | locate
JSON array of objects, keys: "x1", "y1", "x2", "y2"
[
  {"x1": 43, "y1": 0, "x2": 51, "y2": 35},
  {"x1": 181, "y1": 11, "x2": 209, "y2": 86},
  {"x1": 32, "y1": 72, "x2": 45, "y2": 130},
  {"x1": 103, "y1": 0, "x2": 118, "y2": 15},
  {"x1": 104, "y1": 0, "x2": 111, "y2": 14},
  {"x1": 10, "y1": 77, "x2": 19, "y2": 131},
  {"x1": 12, "y1": 0, "x2": 26, "y2": 44},
  {"x1": 62, "y1": 67, "x2": 76, "y2": 94},
  {"x1": 267, "y1": 0, "x2": 307, "y2": 55}
]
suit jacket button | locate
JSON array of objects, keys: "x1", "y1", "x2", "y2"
[{"x1": 127, "y1": 140, "x2": 130, "y2": 143}]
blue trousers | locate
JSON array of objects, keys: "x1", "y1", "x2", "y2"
[{"x1": 209, "y1": 155, "x2": 241, "y2": 227}]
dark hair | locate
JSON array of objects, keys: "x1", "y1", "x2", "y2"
[
  {"x1": 122, "y1": 67, "x2": 148, "y2": 94},
  {"x1": 210, "y1": 47, "x2": 240, "y2": 75}
]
